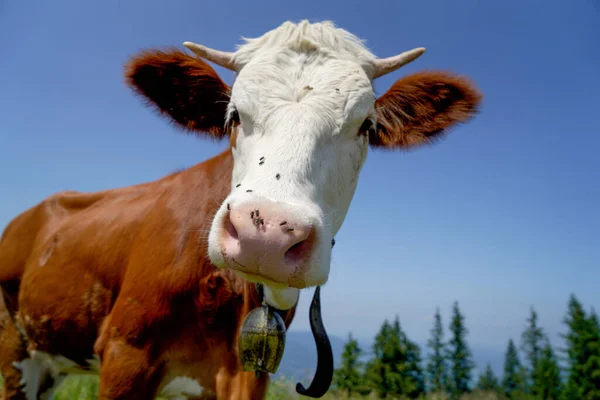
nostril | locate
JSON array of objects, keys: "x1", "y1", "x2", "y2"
[
  {"x1": 283, "y1": 227, "x2": 315, "y2": 264},
  {"x1": 284, "y1": 239, "x2": 310, "y2": 264},
  {"x1": 224, "y1": 211, "x2": 239, "y2": 241}
]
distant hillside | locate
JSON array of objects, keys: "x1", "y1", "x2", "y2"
[
  {"x1": 274, "y1": 331, "x2": 506, "y2": 385},
  {"x1": 274, "y1": 331, "x2": 346, "y2": 384}
]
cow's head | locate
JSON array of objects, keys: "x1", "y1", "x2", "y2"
[{"x1": 126, "y1": 21, "x2": 482, "y2": 310}]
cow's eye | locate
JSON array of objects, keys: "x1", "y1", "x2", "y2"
[
  {"x1": 227, "y1": 107, "x2": 240, "y2": 129},
  {"x1": 359, "y1": 118, "x2": 375, "y2": 137}
]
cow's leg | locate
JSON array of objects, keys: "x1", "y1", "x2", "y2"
[
  {"x1": 0, "y1": 287, "x2": 27, "y2": 400},
  {"x1": 0, "y1": 286, "x2": 66, "y2": 400},
  {"x1": 215, "y1": 367, "x2": 269, "y2": 400},
  {"x1": 95, "y1": 295, "x2": 168, "y2": 399},
  {"x1": 0, "y1": 320, "x2": 27, "y2": 400},
  {"x1": 97, "y1": 337, "x2": 164, "y2": 400}
]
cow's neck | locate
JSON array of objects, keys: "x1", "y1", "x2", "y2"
[
  {"x1": 188, "y1": 147, "x2": 234, "y2": 187},
  {"x1": 188, "y1": 147, "x2": 298, "y2": 326}
]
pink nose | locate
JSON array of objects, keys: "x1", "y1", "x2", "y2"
[{"x1": 220, "y1": 201, "x2": 316, "y2": 287}]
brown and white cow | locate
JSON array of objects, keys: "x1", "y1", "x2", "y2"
[{"x1": 0, "y1": 20, "x2": 481, "y2": 399}]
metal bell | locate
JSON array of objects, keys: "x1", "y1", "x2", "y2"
[{"x1": 238, "y1": 304, "x2": 286, "y2": 374}]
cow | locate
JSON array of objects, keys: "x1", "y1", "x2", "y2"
[{"x1": 0, "y1": 20, "x2": 482, "y2": 399}]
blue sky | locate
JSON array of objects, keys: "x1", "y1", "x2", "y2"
[{"x1": 1, "y1": 0, "x2": 599, "y2": 368}]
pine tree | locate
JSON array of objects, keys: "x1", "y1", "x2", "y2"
[
  {"x1": 476, "y1": 363, "x2": 500, "y2": 392},
  {"x1": 333, "y1": 332, "x2": 364, "y2": 397},
  {"x1": 536, "y1": 338, "x2": 562, "y2": 400},
  {"x1": 365, "y1": 319, "x2": 396, "y2": 398},
  {"x1": 561, "y1": 294, "x2": 587, "y2": 399},
  {"x1": 520, "y1": 306, "x2": 544, "y2": 395},
  {"x1": 561, "y1": 294, "x2": 600, "y2": 399},
  {"x1": 426, "y1": 307, "x2": 449, "y2": 393},
  {"x1": 502, "y1": 339, "x2": 527, "y2": 399},
  {"x1": 447, "y1": 301, "x2": 474, "y2": 399},
  {"x1": 365, "y1": 317, "x2": 425, "y2": 399},
  {"x1": 384, "y1": 317, "x2": 407, "y2": 396},
  {"x1": 390, "y1": 317, "x2": 425, "y2": 398},
  {"x1": 400, "y1": 324, "x2": 426, "y2": 398},
  {"x1": 582, "y1": 309, "x2": 600, "y2": 399}
]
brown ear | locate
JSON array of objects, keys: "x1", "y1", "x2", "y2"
[
  {"x1": 370, "y1": 71, "x2": 482, "y2": 149},
  {"x1": 125, "y1": 49, "x2": 231, "y2": 138}
]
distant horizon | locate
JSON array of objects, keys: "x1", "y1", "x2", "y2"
[
  {"x1": 284, "y1": 290, "x2": 590, "y2": 379},
  {"x1": 288, "y1": 285, "x2": 588, "y2": 351},
  {"x1": 283, "y1": 328, "x2": 503, "y2": 382}
]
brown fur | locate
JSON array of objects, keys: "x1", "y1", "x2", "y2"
[
  {"x1": 125, "y1": 49, "x2": 231, "y2": 138},
  {"x1": 0, "y1": 292, "x2": 27, "y2": 400},
  {"x1": 371, "y1": 71, "x2": 483, "y2": 149}
]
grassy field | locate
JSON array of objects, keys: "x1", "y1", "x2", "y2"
[
  {"x1": 1, "y1": 374, "x2": 507, "y2": 399},
  {"x1": 265, "y1": 376, "x2": 508, "y2": 400}
]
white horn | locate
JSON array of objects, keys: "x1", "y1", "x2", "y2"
[
  {"x1": 372, "y1": 47, "x2": 426, "y2": 79},
  {"x1": 183, "y1": 41, "x2": 236, "y2": 71}
]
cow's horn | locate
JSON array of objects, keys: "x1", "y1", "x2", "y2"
[
  {"x1": 372, "y1": 47, "x2": 426, "y2": 79},
  {"x1": 183, "y1": 42, "x2": 236, "y2": 71}
]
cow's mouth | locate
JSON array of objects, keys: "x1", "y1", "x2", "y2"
[
  {"x1": 233, "y1": 270, "x2": 289, "y2": 287},
  {"x1": 232, "y1": 269, "x2": 308, "y2": 289}
]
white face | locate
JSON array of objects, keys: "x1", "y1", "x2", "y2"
[{"x1": 207, "y1": 49, "x2": 375, "y2": 308}]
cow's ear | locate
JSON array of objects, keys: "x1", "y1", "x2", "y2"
[
  {"x1": 125, "y1": 49, "x2": 230, "y2": 139},
  {"x1": 370, "y1": 71, "x2": 482, "y2": 149}
]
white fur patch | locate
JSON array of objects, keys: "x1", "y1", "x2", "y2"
[
  {"x1": 13, "y1": 351, "x2": 100, "y2": 400},
  {"x1": 233, "y1": 20, "x2": 377, "y2": 72},
  {"x1": 207, "y1": 21, "x2": 373, "y2": 300},
  {"x1": 159, "y1": 376, "x2": 205, "y2": 399},
  {"x1": 263, "y1": 285, "x2": 300, "y2": 310}
]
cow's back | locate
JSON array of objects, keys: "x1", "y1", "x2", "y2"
[
  {"x1": 0, "y1": 177, "x2": 176, "y2": 361},
  {"x1": 0, "y1": 179, "x2": 170, "y2": 284},
  {"x1": 0, "y1": 193, "x2": 60, "y2": 286}
]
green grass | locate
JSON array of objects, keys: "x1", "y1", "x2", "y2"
[
  {"x1": 51, "y1": 376, "x2": 99, "y2": 400},
  {"x1": 266, "y1": 377, "x2": 508, "y2": 400},
  {"x1": 2, "y1": 374, "x2": 506, "y2": 399}
]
